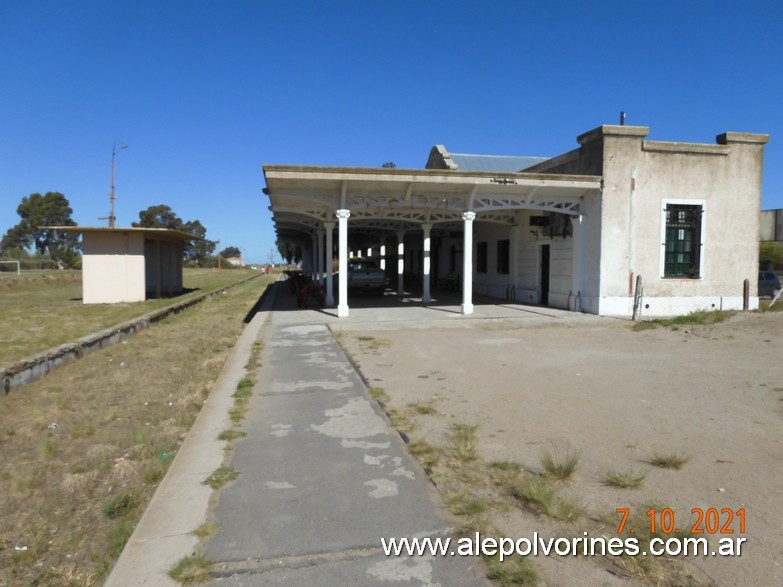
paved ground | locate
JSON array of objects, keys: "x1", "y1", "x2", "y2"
[
  {"x1": 109, "y1": 280, "x2": 780, "y2": 586},
  {"x1": 203, "y1": 287, "x2": 491, "y2": 585},
  {"x1": 111, "y1": 282, "x2": 584, "y2": 586}
]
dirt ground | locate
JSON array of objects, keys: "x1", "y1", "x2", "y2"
[{"x1": 338, "y1": 310, "x2": 783, "y2": 586}]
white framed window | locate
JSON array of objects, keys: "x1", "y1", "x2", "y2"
[{"x1": 660, "y1": 199, "x2": 706, "y2": 278}]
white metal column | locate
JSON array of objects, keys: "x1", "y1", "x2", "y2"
[
  {"x1": 316, "y1": 228, "x2": 324, "y2": 285},
  {"x1": 571, "y1": 214, "x2": 585, "y2": 312},
  {"x1": 396, "y1": 230, "x2": 405, "y2": 296},
  {"x1": 310, "y1": 233, "x2": 317, "y2": 281},
  {"x1": 422, "y1": 223, "x2": 432, "y2": 304},
  {"x1": 337, "y1": 209, "x2": 350, "y2": 317},
  {"x1": 461, "y1": 211, "x2": 475, "y2": 315},
  {"x1": 509, "y1": 222, "x2": 520, "y2": 302},
  {"x1": 324, "y1": 221, "x2": 335, "y2": 306}
]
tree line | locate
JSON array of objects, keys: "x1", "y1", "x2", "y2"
[{"x1": 0, "y1": 192, "x2": 241, "y2": 268}]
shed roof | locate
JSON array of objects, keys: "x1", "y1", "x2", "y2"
[{"x1": 47, "y1": 227, "x2": 201, "y2": 243}]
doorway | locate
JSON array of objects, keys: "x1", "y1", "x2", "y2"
[{"x1": 540, "y1": 244, "x2": 550, "y2": 305}]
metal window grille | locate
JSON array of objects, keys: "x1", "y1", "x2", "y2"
[{"x1": 664, "y1": 204, "x2": 702, "y2": 278}]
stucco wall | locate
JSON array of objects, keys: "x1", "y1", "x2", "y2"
[
  {"x1": 545, "y1": 125, "x2": 768, "y2": 316},
  {"x1": 82, "y1": 232, "x2": 146, "y2": 303}
]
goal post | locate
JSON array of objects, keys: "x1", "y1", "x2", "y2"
[{"x1": 0, "y1": 260, "x2": 21, "y2": 275}]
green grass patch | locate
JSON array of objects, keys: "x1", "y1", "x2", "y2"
[
  {"x1": 40, "y1": 438, "x2": 59, "y2": 460},
  {"x1": 632, "y1": 309, "x2": 736, "y2": 331},
  {"x1": 70, "y1": 423, "x2": 96, "y2": 439},
  {"x1": 203, "y1": 467, "x2": 240, "y2": 490},
  {"x1": 169, "y1": 555, "x2": 213, "y2": 584},
  {"x1": 102, "y1": 493, "x2": 139, "y2": 519},
  {"x1": 234, "y1": 377, "x2": 254, "y2": 396},
  {"x1": 107, "y1": 519, "x2": 136, "y2": 558},
  {"x1": 0, "y1": 268, "x2": 264, "y2": 366},
  {"x1": 218, "y1": 429, "x2": 247, "y2": 442}
]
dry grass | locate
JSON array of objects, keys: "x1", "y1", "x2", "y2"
[
  {"x1": 650, "y1": 451, "x2": 689, "y2": 470},
  {"x1": 604, "y1": 468, "x2": 648, "y2": 489},
  {"x1": 0, "y1": 267, "x2": 261, "y2": 366},
  {"x1": 0, "y1": 271, "x2": 274, "y2": 586},
  {"x1": 540, "y1": 441, "x2": 581, "y2": 481}
]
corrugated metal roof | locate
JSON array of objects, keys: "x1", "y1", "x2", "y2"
[{"x1": 449, "y1": 153, "x2": 550, "y2": 172}]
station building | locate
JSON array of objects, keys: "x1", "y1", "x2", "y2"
[{"x1": 264, "y1": 124, "x2": 769, "y2": 317}]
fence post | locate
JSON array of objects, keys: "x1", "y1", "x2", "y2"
[
  {"x1": 632, "y1": 275, "x2": 643, "y2": 321},
  {"x1": 743, "y1": 279, "x2": 749, "y2": 311}
]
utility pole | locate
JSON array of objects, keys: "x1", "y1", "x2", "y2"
[
  {"x1": 108, "y1": 142, "x2": 127, "y2": 227},
  {"x1": 98, "y1": 141, "x2": 128, "y2": 228}
]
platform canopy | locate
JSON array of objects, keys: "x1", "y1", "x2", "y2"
[
  {"x1": 264, "y1": 165, "x2": 602, "y2": 245},
  {"x1": 263, "y1": 164, "x2": 602, "y2": 317}
]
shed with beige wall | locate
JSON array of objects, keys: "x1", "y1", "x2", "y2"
[{"x1": 54, "y1": 227, "x2": 194, "y2": 304}]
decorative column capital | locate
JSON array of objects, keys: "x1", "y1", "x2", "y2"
[
  {"x1": 323, "y1": 221, "x2": 335, "y2": 230},
  {"x1": 462, "y1": 211, "x2": 476, "y2": 222},
  {"x1": 336, "y1": 209, "x2": 351, "y2": 220},
  {"x1": 421, "y1": 223, "x2": 432, "y2": 233}
]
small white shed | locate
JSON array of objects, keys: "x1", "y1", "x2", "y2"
[{"x1": 53, "y1": 227, "x2": 196, "y2": 304}]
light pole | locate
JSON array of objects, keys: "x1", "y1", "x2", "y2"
[{"x1": 109, "y1": 141, "x2": 127, "y2": 228}]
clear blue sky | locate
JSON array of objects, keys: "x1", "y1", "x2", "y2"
[{"x1": 1, "y1": 0, "x2": 781, "y2": 264}]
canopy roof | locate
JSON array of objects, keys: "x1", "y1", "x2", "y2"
[{"x1": 263, "y1": 165, "x2": 602, "y2": 244}]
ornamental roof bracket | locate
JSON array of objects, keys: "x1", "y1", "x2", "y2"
[{"x1": 467, "y1": 184, "x2": 478, "y2": 211}]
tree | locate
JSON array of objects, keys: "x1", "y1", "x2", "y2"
[
  {"x1": 1, "y1": 192, "x2": 81, "y2": 265},
  {"x1": 276, "y1": 240, "x2": 301, "y2": 264},
  {"x1": 220, "y1": 246, "x2": 241, "y2": 259},
  {"x1": 181, "y1": 219, "x2": 214, "y2": 264},
  {"x1": 760, "y1": 242, "x2": 783, "y2": 270},
  {"x1": 132, "y1": 205, "x2": 214, "y2": 265},
  {"x1": 132, "y1": 204, "x2": 183, "y2": 230}
]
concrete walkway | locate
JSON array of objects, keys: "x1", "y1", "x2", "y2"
[
  {"x1": 107, "y1": 281, "x2": 597, "y2": 585},
  {"x1": 203, "y1": 286, "x2": 489, "y2": 585}
]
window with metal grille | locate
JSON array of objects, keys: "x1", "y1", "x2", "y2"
[
  {"x1": 477, "y1": 241, "x2": 488, "y2": 273},
  {"x1": 664, "y1": 204, "x2": 702, "y2": 277}
]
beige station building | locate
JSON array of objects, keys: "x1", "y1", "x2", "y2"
[{"x1": 264, "y1": 123, "x2": 769, "y2": 318}]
